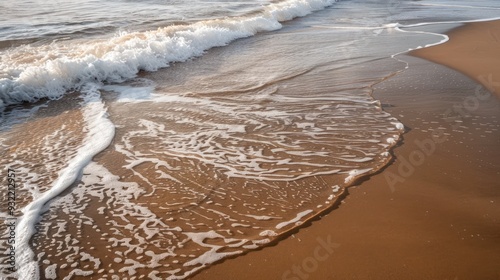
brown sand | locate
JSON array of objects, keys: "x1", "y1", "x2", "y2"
[
  {"x1": 191, "y1": 21, "x2": 500, "y2": 280},
  {"x1": 412, "y1": 20, "x2": 500, "y2": 96}
]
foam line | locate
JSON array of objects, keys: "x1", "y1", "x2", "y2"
[
  {"x1": 15, "y1": 84, "x2": 115, "y2": 279},
  {"x1": 397, "y1": 16, "x2": 500, "y2": 28},
  {"x1": 389, "y1": 17, "x2": 500, "y2": 58},
  {"x1": 275, "y1": 209, "x2": 313, "y2": 229},
  {"x1": 414, "y1": 3, "x2": 500, "y2": 10}
]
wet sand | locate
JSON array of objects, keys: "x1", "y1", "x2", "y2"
[{"x1": 192, "y1": 20, "x2": 500, "y2": 280}]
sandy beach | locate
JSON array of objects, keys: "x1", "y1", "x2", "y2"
[
  {"x1": 2, "y1": 2, "x2": 500, "y2": 279},
  {"x1": 192, "y1": 20, "x2": 500, "y2": 280}
]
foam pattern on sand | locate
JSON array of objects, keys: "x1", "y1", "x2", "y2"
[
  {"x1": 32, "y1": 162, "x2": 273, "y2": 279},
  {"x1": 23, "y1": 76, "x2": 403, "y2": 278}
]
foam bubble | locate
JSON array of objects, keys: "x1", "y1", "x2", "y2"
[
  {"x1": 259, "y1": 230, "x2": 277, "y2": 237},
  {"x1": 344, "y1": 168, "x2": 373, "y2": 184},
  {"x1": 44, "y1": 264, "x2": 57, "y2": 280},
  {"x1": 243, "y1": 214, "x2": 279, "y2": 221},
  {"x1": 276, "y1": 210, "x2": 313, "y2": 229}
]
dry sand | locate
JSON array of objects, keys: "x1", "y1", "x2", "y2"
[
  {"x1": 412, "y1": 20, "x2": 500, "y2": 96},
  {"x1": 191, "y1": 20, "x2": 500, "y2": 280}
]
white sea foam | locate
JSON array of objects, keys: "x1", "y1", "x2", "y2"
[
  {"x1": 344, "y1": 168, "x2": 373, "y2": 184},
  {"x1": 243, "y1": 214, "x2": 279, "y2": 221},
  {"x1": 275, "y1": 209, "x2": 313, "y2": 229},
  {"x1": 0, "y1": 0, "x2": 338, "y2": 111},
  {"x1": 44, "y1": 264, "x2": 57, "y2": 280},
  {"x1": 102, "y1": 82, "x2": 155, "y2": 103},
  {"x1": 259, "y1": 230, "x2": 278, "y2": 237}
]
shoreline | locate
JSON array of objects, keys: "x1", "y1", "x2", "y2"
[
  {"x1": 411, "y1": 20, "x2": 500, "y2": 96},
  {"x1": 192, "y1": 20, "x2": 500, "y2": 280},
  {"x1": 1, "y1": 3, "x2": 500, "y2": 279}
]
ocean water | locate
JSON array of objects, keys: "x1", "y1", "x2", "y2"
[{"x1": 1, "y1": 0, "x2": 499, "y2": 279}]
